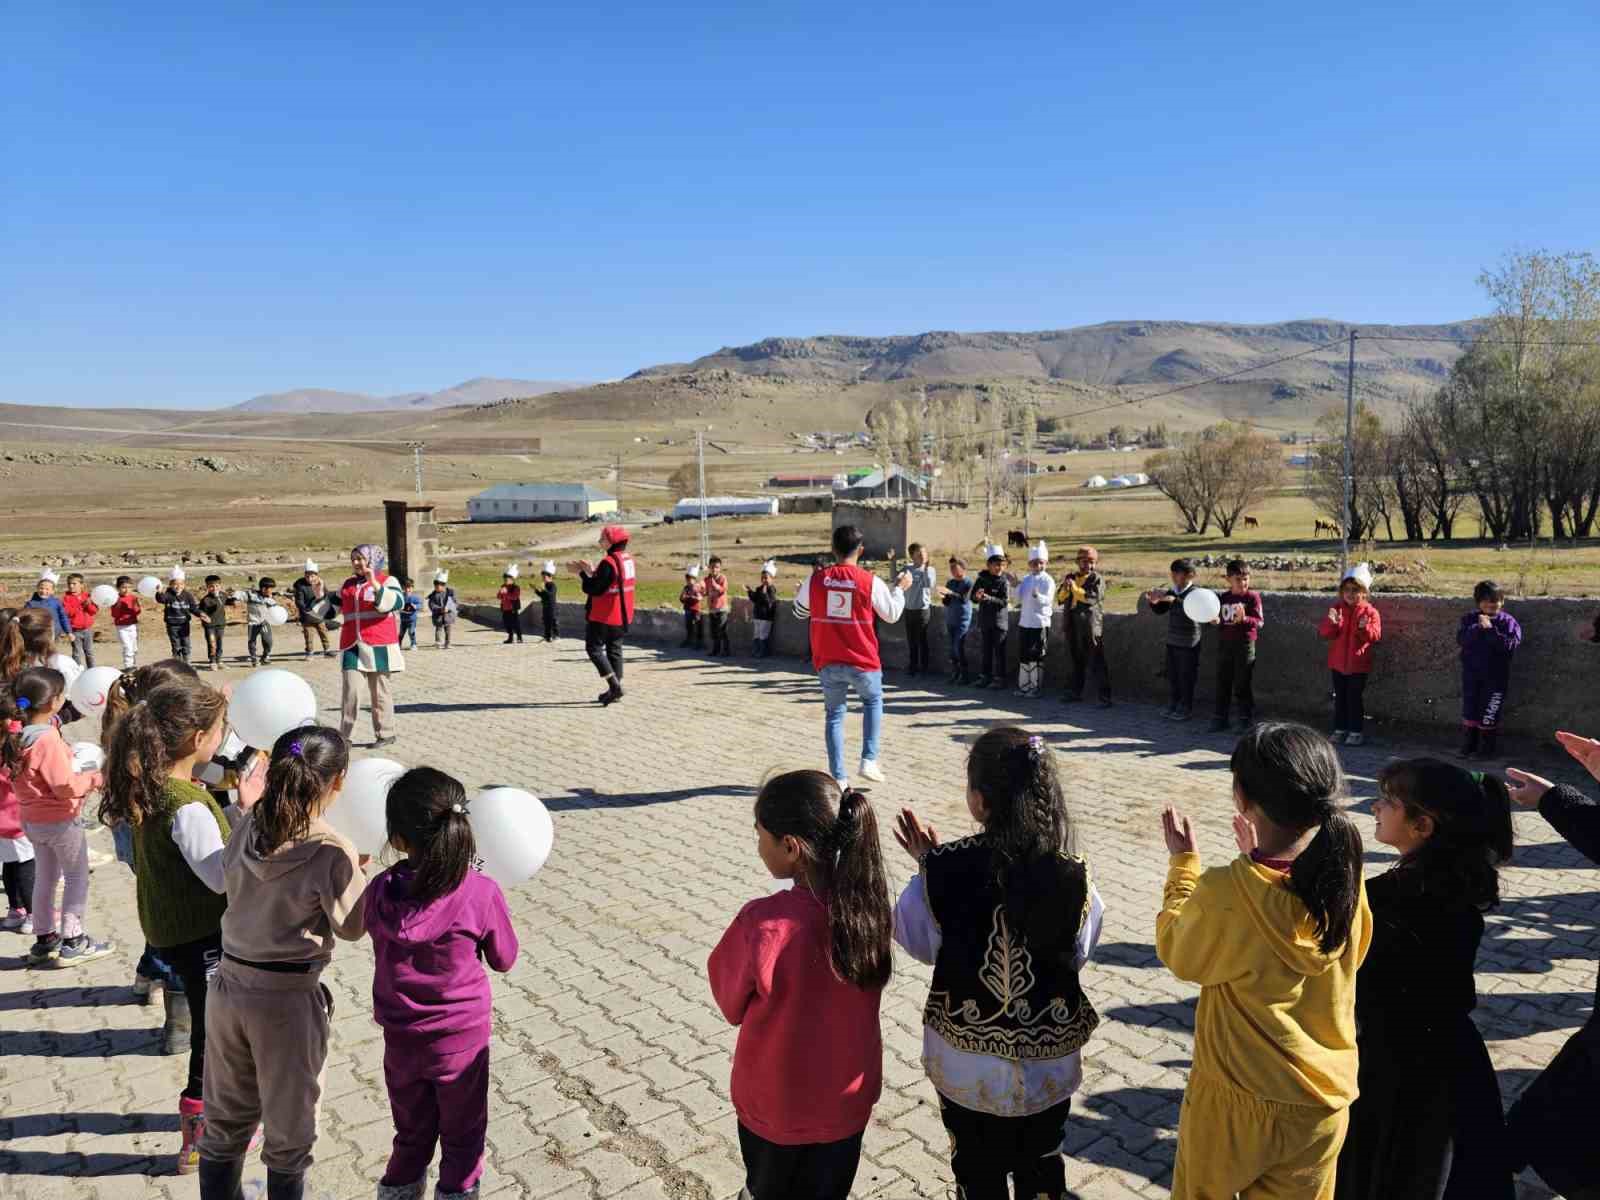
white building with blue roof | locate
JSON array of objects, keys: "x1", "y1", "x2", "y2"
[{"x1": 466, "y1": 483, "x2": 618, "y2": 523}]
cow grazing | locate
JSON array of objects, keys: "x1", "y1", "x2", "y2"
[
  {"x1": 1243, "y1": 516, "x2": 1259, "y2": 529},
  {"x1": 1313, "y1": 518, "x2": 1339, "y2": 538},
  {"x1": 1007, "y1": 529, "x2": 1028, "y2": 548}
]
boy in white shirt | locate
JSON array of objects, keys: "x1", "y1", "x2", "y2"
[{"x1": 1014, "y1": 541, "x2": 1055, "y2": 697}]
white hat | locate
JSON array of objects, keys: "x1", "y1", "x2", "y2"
[
  {"x1": 542, "y1": 560, "x2": 557, "y2": 575},
  {"x1": 304, "y1": 559, "x2": 319, "y2": 573},
  {"x1": 504, "y1": 563, "x2": 520, "y2": 578},
  {"x1": 38, "y1": 567, "x2": 59, "y2": 584},
  {"x1": 985, "y1": 544, "x2": 1003, "y2": 560},
  {"x1": 1341, "y1": 562, "x2": 1374, "y2": 591},
  {"x1": 434, "y1": 569, "x2": 449, "y2": 583},
  {"x1": 685, "y1": 564, "x2": 700, "y2": 578},
  {"x1": 1030, "y1": 540, "x2": 1049, "y2": 563},
  {"x1": 761, "y1": 560, "x2": 777, "y2": 576},
  {"x1": 169, "y1": 565, "x2": 187, "y2": 581}
]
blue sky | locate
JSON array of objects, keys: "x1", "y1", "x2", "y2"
[{"x1": 4, "y1": 2, "x2": 1596, "y2": 409}]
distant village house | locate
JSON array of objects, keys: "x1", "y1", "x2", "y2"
[{"x1": 467, "y1": 483, "x2": 618, "y2": 523}]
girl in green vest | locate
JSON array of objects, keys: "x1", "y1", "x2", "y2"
[{"x1": 101, "y1": 678, "x2": 264, "y2": 1176}]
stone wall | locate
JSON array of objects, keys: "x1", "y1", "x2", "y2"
[
  {"x1": 464, "y1": 590, "x2": 1597, "y2": 741},
  {"x1": 831, "y1": 500, "x2": 987, "y2": 560}
]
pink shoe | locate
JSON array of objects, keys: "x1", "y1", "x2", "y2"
[
  {"x1": 177, "y1": 1097, "x2": 205, "y2": 1175},
  {"x1": 0, "y1": 908, "x2": 27, "y2": 932}
]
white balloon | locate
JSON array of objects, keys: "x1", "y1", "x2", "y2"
[
  {"x1": 137, "y1": 575, "x2": 161, "y2": 598},
  {"x1": 70, "y1": 742, "x2": 104, "y2": 773},
  {"x1": 68, "y1": 666, "x2": 123, "y2": 717},
  {"x1": 469, "y1": 787, "x2": 554, "y2": 887},
  {"x1": 228, "y1": 668, "x2": 318, "y2": 751},
  {"x1": 325, "y1": 757, "x2": 405, "y2": 855},
  {"x1": 266, "y1": 604, "x2": 290, "y2": 627},
  {"x1": 91, "y1": 584, "x2": 118, "y2": 607},
  {"x1": 1183, "y1": 588, "x2": 1222, "y2": 624}
]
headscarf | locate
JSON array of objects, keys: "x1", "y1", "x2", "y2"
[{"x1": 351, "y1": 543, "x2": 387, "y2": 574}]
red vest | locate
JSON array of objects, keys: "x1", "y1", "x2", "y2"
[
  {"x1": 808, "y1": 563, "x2": 880, "y2": 671},
  {"x1": 587, "y1": 550, "x2": 636, "y2": 628},
  {"x1": 338, "y1": 572, "x2": 400, "y2": 650}
]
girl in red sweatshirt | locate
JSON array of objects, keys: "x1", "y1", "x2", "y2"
[
  {"x1": 707, "y1": 771, "x2": 892, "y2": 1200},
  {"x1": 1318, "y1": 564, "x2": 1383, "y2": 746},
  {"x1": 3, "y1": 667, "x2": 110, "y2": 966}
]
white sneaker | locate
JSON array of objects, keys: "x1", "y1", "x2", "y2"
[{"x1": 858, "y1": 760, "x2": 886, "y2": 783}]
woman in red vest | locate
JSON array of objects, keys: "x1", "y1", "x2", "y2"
[
  {"x1": 570, "y1": 526, "x2": 635, "y2": 707},
  {"x1": 338, "y1": 542, "x2": 406, "y2": 747}
]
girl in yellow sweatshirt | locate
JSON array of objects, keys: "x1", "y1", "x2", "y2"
[{"x1": 1157, "y1": 721, "x2": 1371, "y2": 1200}]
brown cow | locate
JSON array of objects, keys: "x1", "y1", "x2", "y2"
[
  {"x1": 1242, "y1": 516, "x2": 1259, "y2": 529},
  {"x1": 1313, "y1": 518, "x2": 1340, "y2": 538}
]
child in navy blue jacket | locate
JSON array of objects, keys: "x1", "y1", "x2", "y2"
[{"x1": 1457, "y1": 579, "x2": 1522, "y2": 760}]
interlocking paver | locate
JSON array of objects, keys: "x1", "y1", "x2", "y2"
[{"x1": 1, "y1": 622, "x2": 1589, "y2": 1198}]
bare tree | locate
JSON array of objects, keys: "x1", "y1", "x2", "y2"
[
  {"x1": 668, "y1": 460, "x2": 722, "y2": 500},
  {"x1": 1309, "y1": 404, "x2": 1391, "y2": 542},
  {"x1": 1212, "y1": 427, "x2": 1284, "y2": 536}
]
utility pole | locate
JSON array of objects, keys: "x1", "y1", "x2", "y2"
[
  {"x1": 1022, "y1": 416, "x2": 1033, "y2": 536},
  {"x1": 614, "y1": 451, "x2": 624, "y2": 512},
  {"x1": 409, "y1": 443, "x2": 424, "y2": 497},
  {"x1": 696, "y1": 431, "x2": 709, "y2": 568},
  {"x1": 1341, "y1": 331, "x2": 1357, "y2": 571}
]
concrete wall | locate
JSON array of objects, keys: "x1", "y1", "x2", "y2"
[
  {"x1": 465, "y1": 590, "x2": 1596, "y2": 741},
  {"x1": 832, "y1": 501, "x2": 987, "y2": 560}
]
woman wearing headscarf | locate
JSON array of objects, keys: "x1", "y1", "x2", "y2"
[{"x1": 338, "y1": 543, "x2": 405, "y2": 747}]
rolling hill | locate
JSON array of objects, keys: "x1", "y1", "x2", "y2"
[{"x1": 234, "y1": 377, "x2": 585, "y2": 414}]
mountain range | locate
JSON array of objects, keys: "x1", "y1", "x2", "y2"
[{"x1": 233, "y1": 377, "x2": 583, "y2": 414}]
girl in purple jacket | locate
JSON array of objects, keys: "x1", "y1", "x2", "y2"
[
  {"x1": 367, "y1": 767, "x2": 519, "y2": 1200},
  {"x1": 1457, "y1": 580, "x2": 1523, "y2": 761}
]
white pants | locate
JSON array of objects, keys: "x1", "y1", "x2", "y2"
[{"x1": 115, "y1": 625, "x2": 139, "y2": 669}]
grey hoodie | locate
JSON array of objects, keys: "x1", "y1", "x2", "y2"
[{"x1": 221, "y1": 810, "x2": 368, "y2": 966}]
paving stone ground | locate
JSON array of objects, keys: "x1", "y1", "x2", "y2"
[{"x1": 2, "y1": 622, "x2": 1595, "y2": 1199}]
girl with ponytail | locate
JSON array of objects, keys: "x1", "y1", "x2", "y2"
[
  {"x1": 1157, "y1": 721, "x2": 1372, "y2": 1200},
  {"x1": 708, "y1": 770, "x2": 892, "y2": 1200},
  {"x1": 892, "y1": 725, "x2": 1103, "y2": 1200},
  {"x1": 365, "y1": 767, "x2": 519, "y2": 1200},
  {"x1": 1335, "y1": 760, "x2": 1514, "y2": 1199},
  {"x1": 198, "y1": 726, "x2": 366, "y2": 1200}
]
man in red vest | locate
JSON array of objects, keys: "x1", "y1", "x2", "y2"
[
  {"x1": 570, "y1": 524, "x2": 635, "y2": 706},
  {"x1": 793, "y1": 524, "x2": 911, "y2": 786}
]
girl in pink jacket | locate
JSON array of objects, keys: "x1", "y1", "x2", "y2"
[{"x1": 2, "y1": 666, "x2": 112, "y2": 966}]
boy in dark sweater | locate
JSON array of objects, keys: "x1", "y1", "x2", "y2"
[
  {"x1": 970, "y1": 548, "x2": 1011, "y2": 689},
  {"x1": 1145, "y1": 558, "x2": 1201, "y2": 720},
  {"x1": 940, "y1": 556, "x2": 974, "y2": 683},
  {"x1": 196, "y1": 575, "x2": 232, "y2": 669},
  {"x1": 746, "y1": 561, "x2": 779, "y2": 658},
  {"x1": 1208, "y1": 558, "x2": 1265, "y2": 732},
  {"x1": 157, "y1": 568, "x2": 200, "y2": 662},
  {"x1": 1458, "y1": 579, "x2": 1523, "y2": 759},
  {"x1": 538, "y1": 562, "x2": 559, "y2": 642}
]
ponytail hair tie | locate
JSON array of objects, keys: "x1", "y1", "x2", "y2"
[
  {"x1": 451, "y1": 802, "x2": 466, "y2": 814},
  {"x1": 15, "y1": 697, "x2": 30, "y2": 711},
  {"x1": 288, "y1": 740, "x2": 304, "y2": 757}
]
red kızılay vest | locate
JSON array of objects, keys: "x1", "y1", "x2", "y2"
[
  {"x1": 587, "y1": 550, "x2": 636, "y2": 628},
  {"x1": 808, "y1": 563, "x2": 880, "y2": 671}
]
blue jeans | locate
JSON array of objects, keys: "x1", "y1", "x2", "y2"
[{"x1": 819, "y1": 664, "x2": 883, "y2": 783}]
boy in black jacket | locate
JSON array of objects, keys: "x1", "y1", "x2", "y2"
[
  {"x1": 1144, "y1": 558, "x2": 1201, "y2": 720},
  {"x1": 538, "y1": 561, "x2": 559, "y2": 643},
  {"x1": 157, "y1": 568, "x2": 200, "y2": 663},
  {"x1": 970, "y1": 547, "x2": 1011, "y2": 689},
  {"x1": 747, "y1": 561, "x2": 779, "y2": 657}
]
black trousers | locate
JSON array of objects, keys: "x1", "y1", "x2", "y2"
[
  {"x1": 979, "y1": 623, "x2": 1008, "y2": 680},
  {"x1": 247, "y1": 624, "x2": 273, "y2": 661},
  {"x1": 1066, "y1": 629, "x2": 1112, "y2": 701},
  {"x1": 585, "y1": 621, "x2": 625, "y2": 681},
  {"x1": 682, "y1": 611, "x2": 703, "y2": 647},
  {"x1": 167, "y1": 626, "x2": 191, "y2": 661},
  {"x1": 1018, "y1": 626, "x2": 1047, "y2": 663},
  {"x1": 709, "y1": 611, "x2": 731, "y2": 655},
  {"x1": 3, "y1": 858, "x2": 36, "y2": 912},
  {"x1": 737, "y1": 1123, "x2": 863, "y2": 1200},
  {"x1": 1165, "y1": 643, "x2": 1200, "y2": 712},
  {"x1": 938, "y1": 1094, "x2": 1075, "y2": 1200},
  {"x1": 501, "y1": 609, "x2": 523, "y2": 641},
  {"x1": 160, "y1": 930, "x2": 223, "y2": 1100},
  {"x1": 541, "y1": 606, "x2": 558, "y2": 640},
  {"x1": 1332, "y1": 670, "x2": 1367, "y2": 734},
  {"x1": 1215, "y1": 639, "x2": 1256, "y2": 720},
  {"x1": 904, "y1": 607, "x2": 931, "y2": 672}
]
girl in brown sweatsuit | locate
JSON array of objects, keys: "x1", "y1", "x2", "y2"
[{"x1": 198, "y1": 726, "x2": 368, "y2": 1200}]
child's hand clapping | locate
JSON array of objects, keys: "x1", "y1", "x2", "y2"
[
  {"x1": 1327, "y1": 606, "x2": 1342, "y2": 625},
  {"x1": 893, "y1": 807, "x2": 940, "y2": 863},
  {"x1": 1505, "y1": 767, "x2": 1554, "y2": 809},
  {"x1": 1145, "y1": 589, "x2": 1165, "y2": 607},
  {"x1": 1477, "y1": 613, "x2": 1492, "y2": 629},
  {"x1": 1161, "y1": 806, "x2": 1198, "y2": 855},
  {"x1": 1556, "y1": 730, "x2": 1600, "y2": 786}
]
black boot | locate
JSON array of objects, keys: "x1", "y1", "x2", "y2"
[
  {"x1": 198, "y1": 1156, "x2": 245, "y2": 1200},
  {"x1": 598, "y1": 676, "x2": 624, "y2": 706},
  {"x1": 266, "y1": 1169, "x2": 305, "y2": 1200},
  {"x1": 1479, "y1": 729, "x2": 1498, "y2": 759},
  {"x1": 1459, "y1": 726, "x2": 1480, "y2": 759}
]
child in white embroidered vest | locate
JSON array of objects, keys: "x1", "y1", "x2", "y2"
[{"x1": 893, "y1": 725, "x2": 1104, "y2": 1200}]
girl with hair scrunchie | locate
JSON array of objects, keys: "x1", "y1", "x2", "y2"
[{"x1": 708, "y1": 770, "x2": 893, "y2": 1200}]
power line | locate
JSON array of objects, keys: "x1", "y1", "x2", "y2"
[{"x1": 1366, "y1": 333, "x2": 1600, "y2": 347}]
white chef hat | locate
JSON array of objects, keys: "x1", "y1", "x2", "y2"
[
  {"x1": 169, "y1": 565, "x2": 187, "y2": 581},
  {"x1": 504, "y1": 563, "x2": 520, "y2": 578},
  {"x1": 761, "y1": 560, "x2": 777, "y2": 576},
  {"x1": 434, "y1": 569, "x2": 450, "y2": 583},
  {"x1": 1030, "y1": 540, "x2": 1049, "y2": 563},
  {"x1": 685, "y1": 564, "x2": 700, "y2": 578},
  {"x1": 38, "y1": 567, "x2": 59, "y2": 584},
  {"x1": 303, "y1": 559, "x2": 318, "y2": 573},
  {"x1": 1341, "y1": 562, "x2": 1374, "y2": 591},
  {"x1": 985, "y1": 544, "x2": 1004, "y2": 561},
  {"x1": 542, "y1": 560, "x2": 557, "y2": 575}
]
